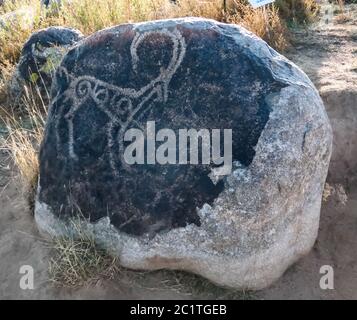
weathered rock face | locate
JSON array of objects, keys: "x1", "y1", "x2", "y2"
[
  {"x1": 10, "y1": 26, "x2": 83, "y2": 100},
  {"x1": 35, "y1": 18, "x2": 333, "y2": 289}
]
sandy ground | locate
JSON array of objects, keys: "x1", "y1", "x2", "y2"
[{"x1": 0, "y1": 3, "x2": 356, "y2": 300}]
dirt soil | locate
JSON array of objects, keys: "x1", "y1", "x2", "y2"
[{"x1": 0, "y1": 3, "x2": 356, "y2": 300}]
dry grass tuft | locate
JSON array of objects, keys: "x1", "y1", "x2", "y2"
[
  {"x1": 48, "y1": 221, "x2": 120, "y2": 287},
  {"x1": 226, "y1": 2, "x2": 289, "y2": 51},
  {"x1": 0, "y1": 85, "x2": 46, "y2": 210},
  {"x1": 275, "y1": 0, "x2": 319, "y2": 25}
]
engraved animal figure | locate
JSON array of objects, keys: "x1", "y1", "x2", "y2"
[{"x1": 52, "y1": 28, "x2": 186, "y2": 173}]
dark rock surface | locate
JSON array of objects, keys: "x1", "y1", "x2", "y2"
[{"x1": 38, "y1": 20, "x2": 283, "y2": 236}]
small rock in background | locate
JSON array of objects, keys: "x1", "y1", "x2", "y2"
[
  {"x1": 9, "y1": 26, "x2": 83, "y2": 102},
  {"x1": 0, "y1": 6, "x2": 35, "y2": 31}
]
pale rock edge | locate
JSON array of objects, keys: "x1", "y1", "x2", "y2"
[{"x1": 34, "y1": 17, "x2": 333, "y2": 290}]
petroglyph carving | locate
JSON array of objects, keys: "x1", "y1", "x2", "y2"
[{"x1": 53, "y1": 29, "x2": 186, "y2": 172}]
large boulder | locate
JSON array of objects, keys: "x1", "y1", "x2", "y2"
[
  {"x1": 35, "y1": 18, "x2": 332, "y2": 289},
  {"x1": 9, "y1": 26, "x2": 83, "y2": 101}
]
